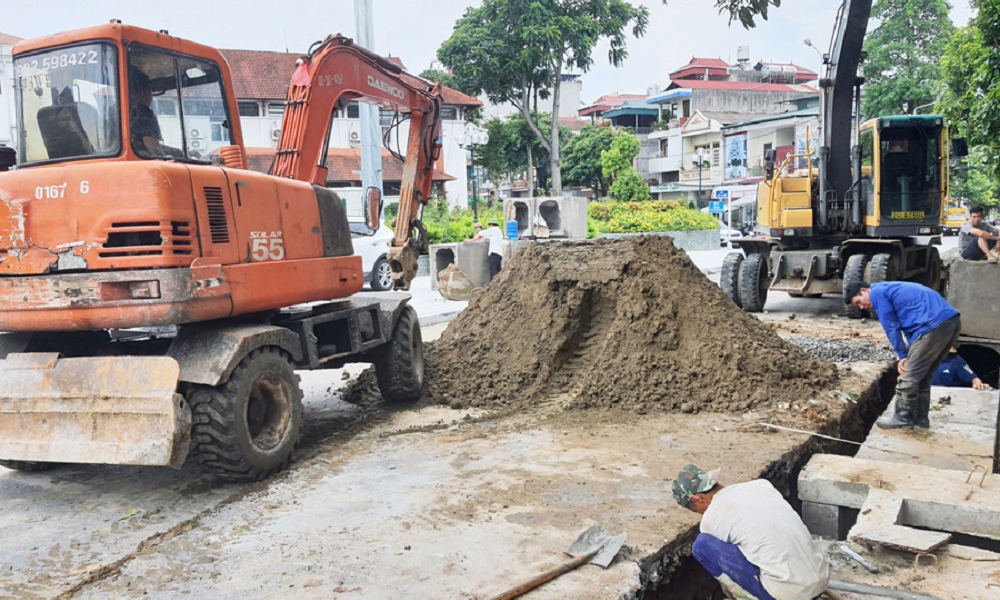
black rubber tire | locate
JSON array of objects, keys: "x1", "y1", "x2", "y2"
[
  {"x1": 738, "y1": 253, "x2": 769, "y2": 313},
  {"x1": 374, "y1": 305, "x2": 424, "y2": 403},
  {"x1": 720, "y1": 252, "x2": 744, "y2": 308},
  {"x1": 923, "y1": 247, "x2": 942, "y2": 290},
  {"x1": 864, "y1": 253, "x2": 897, "y2": 320},
  {"x1": 370, "y1": 256, "x2": 393, "y2": 291},
  {"x1": 189, "y1": 347, "x2": 303, "y2": 482},
  {"x1": 0, "y1": 459, "x2": 56, "y2": 472},
  {"x1": 842, "y1": 253, "x2": 869, "y2": 319},
  {"x1": 865, "y1": 253, "x2": 895, "y2": 284}
]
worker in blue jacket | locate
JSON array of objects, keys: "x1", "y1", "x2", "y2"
[
  {"x1": 846, "y1": 280, "x2": 961, "y2": 429},
  {"x1": 933, "y1": 348, "x2": 990, "y2": 390}
]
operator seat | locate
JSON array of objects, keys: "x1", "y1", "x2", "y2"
[{"x1": 37, "y1": 102, "x2": 98, "y2": 160}]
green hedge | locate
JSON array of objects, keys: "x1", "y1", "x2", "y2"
[
  {"x1": 588, "y1": 200, "x2": 719, "y2": 234},
  {"x1": 386, "y1": 199, "x2": 505, "y2": 245}
]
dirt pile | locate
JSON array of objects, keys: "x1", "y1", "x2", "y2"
[{"x1": 351, "y1": 236, "x2": 838, "y2": 414}]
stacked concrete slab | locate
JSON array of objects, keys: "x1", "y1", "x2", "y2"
[{"x1": 429, "y1": 241, "x2": 492, "y2": 291}]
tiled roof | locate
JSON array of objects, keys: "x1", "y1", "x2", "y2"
[
  {"x1": 669, "y1": 57, "x2": 732, "y2": 79},
  {"x1": 579, "y1": 93, "x2": 646, "y2": 116},
  {"x1": 220, "y1": 48, "x2": 481, "y2": 107},
  {"x1": 220, "y1": 49, "x2": 297, "y2": 100},
  {"x1": 244, "y1": 147, "x2": 455, "y2": 182},
  {"x1": 667, "y1": 80, "x2": 818, "y2": 93},
  {"x1": 0, "y1": 32, "x2": 22, "y2": 46}
]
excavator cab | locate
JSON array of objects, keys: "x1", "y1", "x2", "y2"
[
  {"x1": 15, "y1": 34, "x2": 235, "y2": 166},
  {"x1": 860, "y1": 115, "x2": 948, "y2": 236}
]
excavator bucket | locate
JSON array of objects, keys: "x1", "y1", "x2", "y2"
[{"x1": 0, "y1": 354, "x2": 190, "y2": 468}]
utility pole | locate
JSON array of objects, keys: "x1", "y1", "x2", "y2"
[{"x1": 355, "y1": 0, "x2": 383, "y2": 198}]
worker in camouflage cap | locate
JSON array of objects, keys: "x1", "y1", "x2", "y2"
[
  {"x1": 671, "y1": 464, "x2": 718, "y2": 508},
  {"x1": 672, "y1": 464, "x2": 830, "y2": 600}
]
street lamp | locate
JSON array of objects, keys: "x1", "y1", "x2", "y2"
[
  {"x1": 803, "y1": 39, "x2": 826, "y2": 65},
  {"x1": 693, "y1": 148, "x2": 709, "y2": 207},
  {"x1": 458, "y1": 123, "x2": 490, "y2": 221}
]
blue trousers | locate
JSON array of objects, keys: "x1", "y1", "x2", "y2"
[{"x1": 692, "y1": 533, "x2": 776, "y2": 600}]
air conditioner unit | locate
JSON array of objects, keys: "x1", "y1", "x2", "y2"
[
  {"x1": 190, "y1": 139, "x2": 204, "y2": 150},
  {"x1": 189, "y1": 128, "x2": 202, "y2": 139},
  {"x1": 349, "y1": 131, "x2": 361, "y2": 142},
  {"x1": 271, "y1": 128, "x2": 282, "y2": 142}
]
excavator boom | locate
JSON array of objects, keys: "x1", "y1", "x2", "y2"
[{"x1": 272, "y1": 35, "x2": 443, "y2": 290}]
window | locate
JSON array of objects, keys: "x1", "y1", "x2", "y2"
[
  {"x1": 346, "y1": 103, "x2": 359, "y2": 119},
  {"x1": 267, "y1": 102, "x2": 285, "y2": 117},
  {"x1": 440, "y1": 106, "x2": 458, "y2": 120},
  {"x1": 15, "y1": 42, "x2": 121, "y2": 165},
  {"x1": 238, "y1": 100, "x2": 260, "y2": 117},
  {"x1": 127, "y1": 44, "x2": 233, "y2": 161}
]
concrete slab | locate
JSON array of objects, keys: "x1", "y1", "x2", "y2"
[
  {"x1": 849, "y1": 488, "x2": 951, "y2": 553},
  {"x1": 800, "y1": 455, "x2": 1000, "y2": 542},
  {"x1": 856, "y1": 386, "x2": 997, "y2": 472}
]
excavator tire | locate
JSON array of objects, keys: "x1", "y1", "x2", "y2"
[
  {"x1": 738, "y1": 253, "x2": 769, "y2": 313},
  {"x1": 720, "y1": 252, "x2": 744, "y2": 308},
  {"x1": 189, "y1": 347, "x2": 303, "y2": 482},
  {"x1": 864, "y1": 253, "x2": 896, "y2": 320},
  {"x1": 375, "y1": 305, "x2": 424, "y2": 403},
  {"x1": 843, "y1": 253, "x2": 869, "y2": 319},
  {"x1": 923, "y1": 247, "x2": 942, "y2": 291}
]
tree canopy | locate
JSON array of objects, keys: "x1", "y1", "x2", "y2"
[
  {"x1": 938, "y1": 0, "x2": 1000, "y2": 187},
  {"x1": 438, "y1": 0, "x2": 648, "y2": 196},
  {"x1": 562, "y1": 125, "x2": 617, "y2": 197},
  {"x1": 601, "y1": 130, "x2": 649, "y2": 201},
  {"x1": 861, "y1": 0, "x2": 954, "y2": 118},
  {"x1": 662, "y1": 0, "x2": 780, "y2": 28}
]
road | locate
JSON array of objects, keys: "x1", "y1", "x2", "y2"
[{"x1": 0, "y1": 236, "x2": 958, "y2": 598}]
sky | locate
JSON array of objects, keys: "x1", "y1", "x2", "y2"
[{"x1": 2, "y1": 0, "x2": 976, "y2": 106}]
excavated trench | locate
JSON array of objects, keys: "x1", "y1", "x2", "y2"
[{"x1": 634, "y1": 355, "x2": 898, "y2": 599}]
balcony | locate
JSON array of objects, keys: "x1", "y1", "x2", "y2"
[
  {"x1": 680, "y1": 166, "x2": 723, "y2": 183},
  {"x1": 649, "y1": 154, "x2": 682, "y2": 174}
]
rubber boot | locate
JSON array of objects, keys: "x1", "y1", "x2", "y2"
[
  {"x1": 914, "y1": 389, "x2": 931, "y2": 428},
  {"x1": 876, "y1": 392, "x2": 917, "y2": 429}
]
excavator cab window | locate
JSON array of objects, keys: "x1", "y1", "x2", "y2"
[
  {"x1": 14, "y1": 42, "x2": 121, "y2": 165},
  {"x1": 878, "y1": 127, "x2": 941, "y2": 221},
  {"x1": 858, "y1": 128, "x2": 874, "y2": 206},
  {"x1": 127, "y1": 45, "x2": 232, "y2": 162}
]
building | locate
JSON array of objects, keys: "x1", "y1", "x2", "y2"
[
  {"x1": 645, "y1": 54, "x2": 817, "y2": 205},
  {"x1": 218, "y1": 49, "x2": 482, "y2": 208},
  {"x1": 0, "y1": 32, "x2": 22, "y2": 151}
]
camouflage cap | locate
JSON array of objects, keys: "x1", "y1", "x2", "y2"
[{"x1": 671, "y1": 464, "x2": 719, "y2": 507}]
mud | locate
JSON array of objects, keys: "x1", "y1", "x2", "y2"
[{"x1": 353, "y1": 237, "x2": 837, "y2": 415}]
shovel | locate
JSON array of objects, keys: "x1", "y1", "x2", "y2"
[{"x1": 489, "y1": 525, "x2": 627, "y2": 600}]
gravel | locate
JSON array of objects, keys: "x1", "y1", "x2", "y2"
[{"x1": 785, "y1": 336, "x2": 896, "y2": 364}]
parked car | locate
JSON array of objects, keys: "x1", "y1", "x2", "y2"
[
  {"x1": 351, "y1": 221, "x2": 395, "y2": 291},
  {"x1": 718, "y1": 220, "x2": 741, "y2": 247}
]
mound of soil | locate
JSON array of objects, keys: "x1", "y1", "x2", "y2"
[{"x1": 352, "y1": 236, "x2": 838, "y2": 414}]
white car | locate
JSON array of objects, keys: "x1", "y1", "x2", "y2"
[{"x1": 351, "y1": 221, "x2": 395, "y2": 291}]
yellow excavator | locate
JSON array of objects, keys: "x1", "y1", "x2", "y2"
[{"x1": 720, "y1": 0, "x2": 965, "y2": 317}]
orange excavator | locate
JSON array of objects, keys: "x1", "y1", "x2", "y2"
[{"x1": 0, "y1": 21, "x2": 443, "y2": 480}]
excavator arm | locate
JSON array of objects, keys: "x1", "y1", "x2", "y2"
[{"x1": 272, "y1": 35, "x2": 444, "y2": 290}]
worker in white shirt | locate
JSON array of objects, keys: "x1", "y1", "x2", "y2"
[
  {"x1": 673, "y1": 465, "x2": 831, "y2": 600},
  {"x1": 474, "y1": 219, "x2": 504, "y2": 281}
]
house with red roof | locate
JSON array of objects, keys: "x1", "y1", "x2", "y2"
[
  {"x1": 0, "y1": 32, "x2": 22, "y2": 150},
  {"x1": 218, "y1": 48, "x2": 481, "y2": 207}
]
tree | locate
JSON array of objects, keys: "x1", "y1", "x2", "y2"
[
  {"x1": 662, "y1": 0, "x2": 780, "y2": 28},
  {"x1": 861, "y1": 0, "x2": 953, "y2": 119},
  {"x1": 951, "y1": 146, "x2": 1000, "y2": 209},
  {"x1": 601, "y1": 130, "x2": 648, "y2": 201},
  {"x1": 438, "y1": 0, "x2": 648, "y2": 196},
  {"x1": 938, "y1": 1, "x2": 1000, "y2": 183},
  {"x1": 562, "y1": 125, "x2": 617, "y2": 197}
]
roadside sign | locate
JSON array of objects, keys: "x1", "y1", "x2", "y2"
[
  {"x1": 714, "y1": 189, "x2": 729, "y2": 200},
  {"x1": 709, "y1": 200, "x2": 725, "y2": 214}
]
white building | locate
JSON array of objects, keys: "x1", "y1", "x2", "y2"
[
  {"x1": 0, "y1": 32, "x2": 21, "y2": 151},
  {"x1": 218, "y1": 49, "x2": 482, "y2": 208}
]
